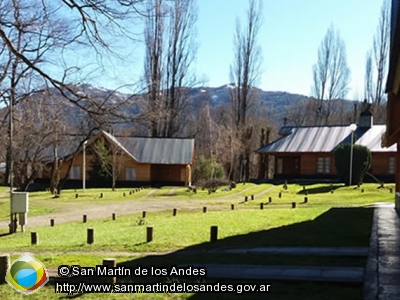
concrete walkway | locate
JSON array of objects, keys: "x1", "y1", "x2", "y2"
[{"x1": 364, "y1": 204, "x2": 400, "y2": 300}]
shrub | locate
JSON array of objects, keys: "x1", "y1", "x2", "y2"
[
  {"x1": 334, "y1": 144, "x2": 371, "y2": 186},
  {"x1": 192, "y1": 156, "x2": 225, "y2": 183}
]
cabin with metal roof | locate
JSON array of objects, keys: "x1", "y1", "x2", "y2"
[
  {"x1": 50, "y1": 131, "x2": 194, "y2": 187},
  {"x1": 257, "y1": 111, "x2": 397, "y2": 181}
]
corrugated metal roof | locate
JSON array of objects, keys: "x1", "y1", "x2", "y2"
[
  {"x1": 117, "y1": 136, "x2": 194, "y2": 164},
  {"x1": 355, "y1": 125, "x2": 397, "y2": 152},
  {"x1": 257, "y1": 125, "x2": 397, "y2": 153},
  {"x1": 101, "y1": 131, "x2": 139, "y2": 162},
  {"x1": 41, "y1": 132, "x2": 194, "y2": 165}
]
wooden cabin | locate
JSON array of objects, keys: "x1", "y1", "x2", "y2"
[
  {"x1": 257, "y1": 111, "x2": 397, "y2": 181},
  {"x1": 52, "y1": 131, "x2": 194, "y2": 187}
]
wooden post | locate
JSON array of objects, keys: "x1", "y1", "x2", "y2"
[
  {"x1": 83, "y1": 215, "x2": 87, "y2": 223},
  {"x1": 390, "y1": 188, "x2": 393, "y2": 193},
  {"x1": 292, "y1": 202, "x2": 296, "y2": 209},
  {"x1": 31, "y1": 232, "x2": 38, "y2": 245},
  {"x1": 260, "y1": 203, "x2": 264, "y2": 210},
  {"x1": 112, "y1": 213, "x2": 116, "y2": 220},
  {"x1": 244, "y1": 196, "x2": 248, "y2": 202},
  {"x1": 142, "y1": 211, "x2": 146, "y2": 218},
  {"x1": 303, "y1": 186, "x2": 306, "y2": 191},
  {"x1": 87, "y1": 228, "x2": 94, "y2": 244},
  {"x1": 305, "y1": 190, "x2": 308, "y2": 196},
  {"x1": 0, "y1": 255, "x2": 10, "y2": 284},
  {"x1": 203, "y1": 207, "x2": 207, "y2": 213},
  {"x1": 129, "y1": 191, "x2": 132, "y2": 195},
  {"x1": 75, "y1": 193, "x2": 79, "y2": 198},
  {"x1": 361, "y1": 189, "x2": 364, "y2": 193},
  {"x1": 268, "y1": 197, "x2": 272, "y2": 203},
  {"x1": 146, "y1": 226, "x2": 153, "y2": 242},
  {"x1": 210, "y1": 226, "x2": 218, "y2": 242},
  {"x1": 304, "y1": 197, "x2": 308, "y2": 203},
  {"x1": 102, "y1": 258, "x2": 116, "y2": 284},
  {"x1": 50, "y1": 219, "x2": 55, "y2": 227},
  {"x1": 251, "y1": 195, "x2": 254, "y2": 200},
  {"x1": 279, "y1": 192, "x2": 282, "y2": 198},
  {"x1": 123, "y1": 192, "x2": 126, "y2": 197},
  {"x1": 173, "y1": 208, "x2": 177, "y2": 216},
  {"x1": 231, "y1": 204, "x2": 234, "y2": 210},
  {"x1": 100, "y1": 193, "x2": 103, "y2": 198}
]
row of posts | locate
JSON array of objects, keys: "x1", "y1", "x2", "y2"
[
  {"x1": 75, "y1": 187, "x2": 150, "y2": 199},
  {"x1": 48, "y1": 195, "x2": 307, "y2": 228},
  {"x1": 29, "y1": 225, "x2": 220, "y2": 246}
]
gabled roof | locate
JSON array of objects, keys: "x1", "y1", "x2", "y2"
[
  {"x1": 257, "y1": 125, "x2": 397, "y2": 154},
  {"x1": 49, "y1": 131, "x2": 194, "y2": 165},
  {"x1": 355, "y1": 125, "x2": 397, "y2": 152},
  {"x1": 117, "y1": 136, "x2": 194, "y2": 164},
  {"x1": 101, "y1": 131, "x2": 139, "y2": 162}
]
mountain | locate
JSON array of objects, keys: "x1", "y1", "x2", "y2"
[
  {"x1": 189, "y1": 85, "x2": 308, "y2": 125},
  {"x1": 7, "y1": 83, "x2": 361, "y2": 132}
]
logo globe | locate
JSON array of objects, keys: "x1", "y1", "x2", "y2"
[{"x1": 6, "y1": 253, "x2": 49, "y2": 294}]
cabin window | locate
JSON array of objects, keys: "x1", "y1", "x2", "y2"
[
  {"x1": 317, "y1": 157, "x2": 330, "y2": 173},
  {"x1": 389, "y1": 157, "x2": 395, "y2": 174},
  {"x1": 69, "y1": 166, "x2": 81, "y2": 179},
  {"x1": 126, "y1": 167, "x2": 137, "y2": 181}
]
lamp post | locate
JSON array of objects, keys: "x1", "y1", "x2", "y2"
[
  {"x1": 83, "y1": 140, "x2": 87, "y2": 191},
  {"x1": 349, "y1": 124, "x2": 357, "y2": 186}
]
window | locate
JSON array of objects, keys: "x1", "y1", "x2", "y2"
[
  {"x1": 69, "y1": 166, "x2": 81, "y2": 179},
  {"x1": 389, "y1": 157, "x2": 396, "y2": 174},
  {"x1": 126, "y1": 167, "x2": 137, "y2": 181},
  {"x1": 317, "y1": 157, "x2": 330, "y2": 174},
  {"x1": 324, "y1": 157, "x2": 331, "y2": 173}
]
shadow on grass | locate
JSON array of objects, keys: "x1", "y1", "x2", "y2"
[
  {"x1": 297, "y1": 185, "x2": 344, "y2": 195},
  {"x1": 49, "y1": 207, "x2": 372, "y2": 299}
]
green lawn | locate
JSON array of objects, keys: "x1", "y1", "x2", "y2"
[
  {"x1": 243, "y1": 182, "x2": 395, "y2": 207},
  {"x1": 0, "y1": 182, "x2": 392, "y2": 222},
  {"x1": 0, "y1": 182, "x2": 388, "y2": 299},
  {"x1": 0, "y1": 188, "x2": 151, "y2": 221},
  {"x1": 0, "y1": 206, "x2": 373, "y2": 252}
]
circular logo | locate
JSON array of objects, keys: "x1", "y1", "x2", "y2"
[{"x1": 6, "y1": 253, "x2": 49, "y2": 294}]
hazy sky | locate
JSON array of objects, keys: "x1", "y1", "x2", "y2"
[{"x1": 91, "y1": 0, "x2": 385, "y2": 98}]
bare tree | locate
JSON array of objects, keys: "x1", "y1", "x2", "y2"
[
  {"x1": 311, "y1": 26, "x2": 351, "y2": 125},
  {"x1": 142, "y1": 0, "x2": 197, "y2": 138},
  {"x1": 163, "y1": 0, "x2": 197, "y2": 137},
  {"x1": 363, "y1": 0, "x2": 390, "y2": 122},
  {"x1": 372, "y1": 0, "x2": 390, "y2": 105},
  {"x1": 229, "y1": 0, "x2": 263, "y2": 181},
  {"x1": 364, "y1": 51, "x2": 374, "y2": 103},
  {"x1": 6, "y1": 96, "x2": 68, "y2": 191},
  {"x1": 143, "y1": 0, "x2": 165, "y2": 137}
]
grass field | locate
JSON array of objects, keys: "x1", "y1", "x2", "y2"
[
  {"x1": 0, "y1": 206, "x2": 373, "y2": 252},
  {"x1": 0, "y1": 182, "x2": 393, "y2": 299}
]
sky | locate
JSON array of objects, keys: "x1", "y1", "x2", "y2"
[{"x1": 90, "y1": 0, "x2": 385, "y2": 99}]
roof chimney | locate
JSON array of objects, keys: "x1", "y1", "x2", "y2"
[{"x1": 359, "y1": 99, "x2": 373, "y2": 128}]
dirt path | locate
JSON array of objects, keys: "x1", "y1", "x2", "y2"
[{"x1": 0, "y1": 186, "x2": 276, "y2": 230}]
